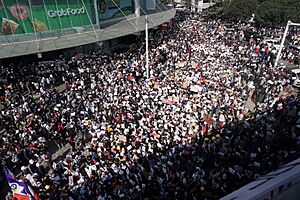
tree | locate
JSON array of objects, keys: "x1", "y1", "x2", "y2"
[
  {"x1": 223, "y1": 0, "x2": 258, "y2": 21},
  {"x1": 255, "y1": 0, "x2": 283, "y2": 26},
  {"x1": 205, "y1": 1, "x2": 225, "y2": 17},
  {"x1": 205, "y1": 0, "x2": 300, "y2": 27},
  {"x1": 256, "y1": 0, "x2": 300, "y2": 27}
]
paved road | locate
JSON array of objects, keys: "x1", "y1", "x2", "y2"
[{"x1": 279, "y1": 59, "x2": 299, "y2": 70}]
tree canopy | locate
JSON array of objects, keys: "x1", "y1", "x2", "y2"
[
  {"x1": 206, "y1": 0, "x2": 300, "y2": 27},
  {"x1": 223, "y1": 0, "x2": 258, "y2": 22},
  {"x1": 256, "y1": 0, "x2": 300, "y2": 26}
]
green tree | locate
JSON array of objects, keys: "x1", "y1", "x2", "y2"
[
  {"x1": 205, "y1": 1, "x2": 225, "y2": 17},
  {"x1": 206, "y1": 0, "x2": 300, "y2": 27},
  {"x1": 223, "y1": 0, "x2": 258, "y2": 21},
  {"x1": 256, "y1": 0, "x2": 283, "y2": 26},
  {"x1": 281, "y1": 0, "x2": 300, "y2": 24},
  {"x1": 256, "y1": 0, "x2": 300, "y2": 27}
]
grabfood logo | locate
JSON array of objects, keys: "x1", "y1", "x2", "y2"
[{"x1": 48, "y1": 7, "x2": 85, "y2": 18}]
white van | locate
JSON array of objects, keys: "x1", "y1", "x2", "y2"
[
  {"x1": 264, "y1": 38, "x2": 281, "y2": 51},
  {"x1": 291, "y1": 68, "x2": 300, "y2": 87}
]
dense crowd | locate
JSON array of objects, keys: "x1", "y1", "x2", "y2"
[
  {"x1": 1, "y1": 12, "x2": 300, "y2": 200},
  {"x1": 283, "y1": 28, "x2": 300, "y2": 65}
]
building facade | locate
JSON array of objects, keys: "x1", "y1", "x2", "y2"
[{"x1": 0, "y1": 0, "x2": 175, "y2": 59}]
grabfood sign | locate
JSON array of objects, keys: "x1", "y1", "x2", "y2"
[
  {"x1": 0, "y1": 0, "x2": 95, "y2": 35},
  {"x1": 48, "y1": 7, "x2": 86, "y2": 18}
]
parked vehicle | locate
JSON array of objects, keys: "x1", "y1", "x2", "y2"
[
  {"x1": 264, "y1": 38, "x2": 281, "y2": 51},
  {"x1": 289, "y1": 45, "x2": 300, "y2": 54},
  {"x1": 291, "y1": 68, "x2": 300, "y2": 87}
]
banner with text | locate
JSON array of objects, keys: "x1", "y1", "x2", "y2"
[{"x1": 0, "y1": 0, "x2": 95, "y2": 35}]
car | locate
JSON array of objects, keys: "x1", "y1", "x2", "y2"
[
  {"x1": 175, "y1": 4, "x2": 186, "y2": 11},
  {"x1": 264, "y1": 38, "x2": 281, "y2": 51},
  {"x1": 289, "y1": 45, "x2": 300, "y2": 54},
  {"x1": 291, "y1": 68, "x2": 300, "y2": 87}
]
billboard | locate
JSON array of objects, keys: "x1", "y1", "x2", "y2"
[
  {"x1": 97, "y1": 0, "x2": 134, "y2": 21},
  {"x1": 0, "y1": 0, "x2": 95, "y2": 35}
]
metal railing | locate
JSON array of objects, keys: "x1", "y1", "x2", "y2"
[{"x1": 0, "y1": 24, "x2": 101, "y2": 44}]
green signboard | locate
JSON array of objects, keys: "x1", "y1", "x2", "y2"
[
  {"x1": 97, "y1": 0, "x2": 134, "y2": 21},
  {"x1": 0, "y1": 0, "x2": 95, "y2": 35}
]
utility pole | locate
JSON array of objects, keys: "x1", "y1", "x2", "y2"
[
  {"x1": 275, "y1": 21, "x2": 300, "y2": 67},
  {"x1": 145, "y1": 15, "x2": 149, "y2": 78}
]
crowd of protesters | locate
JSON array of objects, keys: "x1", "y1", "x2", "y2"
[
  {"x1": 283, "y1": 28, "x2": 300, "y2": 66},
  {"x1": 1, "y1": 12, "x2": 300, "y2": 200}
]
